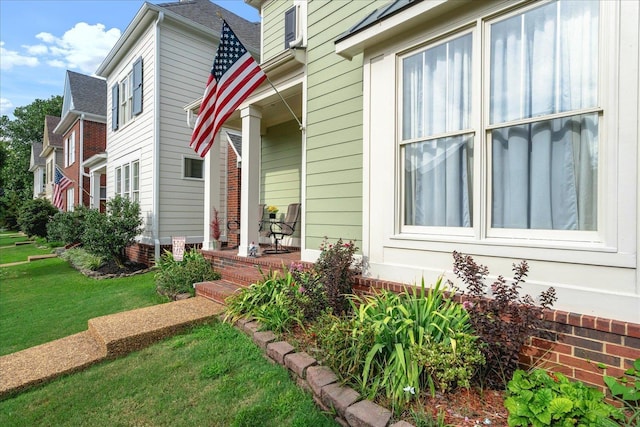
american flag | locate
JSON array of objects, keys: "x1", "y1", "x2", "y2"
[
  {"x1": 190, "y1": 20, "x2": 266, "y2": 158},
  {"x1": 53, "y1": 166, "x2": 73, "y2": 210}
]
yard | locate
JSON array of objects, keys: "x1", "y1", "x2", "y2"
[{"x1": 0, "y1": 239, "x2": 338, "y2": 426}]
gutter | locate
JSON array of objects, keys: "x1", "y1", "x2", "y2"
[{"x1": 153, "y1": 11, "x2": 165, "y2": 264}]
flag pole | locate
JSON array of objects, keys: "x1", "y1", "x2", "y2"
[{"x1": 265, "y1": 76, "x2": 304, "y2": 131}]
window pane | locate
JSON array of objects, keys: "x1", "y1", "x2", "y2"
[
  {"x1": 115, "y1": 167, "x2": 122, "y2": 195},
  {"x1": 491, "y1": 113, "x2": 597, "y2": 230},
  {"x1": 490, "y1": 0, "x2": 599, "y2": 124},
  {"x1": 132, "y1": 161, "x2": 139, "y2": 191},
  {"x1": 403, "y1": 33, "x2": 472, "y2": 140},
  {"x1": 124, "y1": 164, "x2": 130, "y2": 193},
  {"x1": 184, "y1": 158, "x2": 204, "y2": 179},
  {"x1": 404, "y1": 134, "x2": 473, "y2": 227}
]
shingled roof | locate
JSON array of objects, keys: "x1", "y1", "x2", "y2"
[
  {"x1": 158, "y1": 0, "x2": 260, "y2": 52},
  {"x1": 45, "y1": 115, "x2": 63, "y2": 148},
  {"x1": 66, "y1": 71, "x2": 107, "y2": 117}
]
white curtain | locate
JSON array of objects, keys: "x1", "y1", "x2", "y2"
[
  {"x1": 490, "y1": 0, "x2": 599, "y2": 230},
  {"x1": 403, "y1": 33, "x2": 472, "y2": 227}
]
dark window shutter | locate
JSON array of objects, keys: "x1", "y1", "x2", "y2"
[
  {"x1": 132, "y1": 57, "x2": 143, "y2": 115},
  {"x1": 284, "y1": 7, "x2": 296, "y2": 49},
  {"x1": 111, "y1": 84, "x2": 119, "y2": 131}
]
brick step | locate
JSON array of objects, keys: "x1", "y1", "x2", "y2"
[{"x1": 195, "y1": 280, "x2": 245, "y2": 304}]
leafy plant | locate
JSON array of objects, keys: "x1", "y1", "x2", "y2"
[
  {"x1": 60, "y1": 247, "x2": 104, "y2": 271},
  {"x1": 504, "y1": 369, "x2": 624, "y2": 427},
  {"x1": 155, "y1": 248, "x2": 219, "y2": 298},
  {"x1": 224, "y1": 268, "x2": 304, "y2": 333},
  {"x1": 354, "y1": 278, "x2": 475, "y2": 410},
  {"x1": 411, "y1": 332, "x2": 485, "y2": 394},
  {"x1": 81, "y1": 196, "x2": 143, "y2": 268},
  {"x1": 210, "y1": 207, "x2": 221, "y2": 241},
  {"x1": 451, "y1": 251, "x2": 557, "y2": 389},
  {"x1": 313, "y1": 237, "x2": 360, "y2": 315},
  {"x1": 288, "y1": 261, "x2": 327, "y2": 322},
  {"x1": 17, "y1": 197, "x2": 58, "y2": 238},
  {"x1": 47, "y1": 205, "x2": 89, "y2": 245},
  {"x1": 603, "y1": 358, "x2": 640, "y2": 426}
]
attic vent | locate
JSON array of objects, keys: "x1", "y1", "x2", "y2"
[{"x1": 284, "y1": 6, "x2": 297, "y2": 49}]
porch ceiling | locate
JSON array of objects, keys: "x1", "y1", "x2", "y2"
[{"x1": 225, "y1": 87, "x2": 302, "y2": 130}]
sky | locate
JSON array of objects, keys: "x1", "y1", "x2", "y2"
[{"x1": 0, "y1": 0, "x2": 260, "y2": 118}]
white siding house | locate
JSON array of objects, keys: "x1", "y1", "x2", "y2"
[{"x1": 96, "y1": 0, "x2": 260, "y2": 263}]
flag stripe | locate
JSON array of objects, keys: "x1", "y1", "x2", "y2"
[
  {"x1": 53, "y1": 166, "x2": 73, "y2": 210},
  {"x1": 189, "y1": 21, "x2": 266, "y2": 158}
]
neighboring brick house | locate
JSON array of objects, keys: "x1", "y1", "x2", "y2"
[
  {"x1": 40, "y1": 115, "x2": 64, "y2": 205},
  {"x1": 53, "y1": 70, "x2": 107, "y2": 211}
]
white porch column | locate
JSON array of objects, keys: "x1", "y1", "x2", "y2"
[
  {"x1": 203, "y1": 133, "x2": 222, "y2": 250},
  {"x1": 90, "y1": 171, "x2": 101, "y2": 209},
  {"x1": 238, "y1": 105, "x2": 262, "y2": 256}
]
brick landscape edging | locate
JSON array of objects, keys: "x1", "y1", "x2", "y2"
[{"x1": 222, "y1": 314, "x2": 412, "y2": 427}]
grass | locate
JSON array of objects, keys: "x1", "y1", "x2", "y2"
[
  {"x1": 0, "y1": 242, "x2": 55, "y2": 264},
  {"x1": 0, "y1": 322, "x2": 338, "y2": 427},
  {"x1": 0, "y1": 257, "x2": 164, "y2": 355},
  {"x1": 0, "y1": 231, "x2": 30, "y2": 247}
]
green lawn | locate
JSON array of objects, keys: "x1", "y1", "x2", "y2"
[
  {"x1": 0, "y1": 322, "x2": 338, "y2": 427},
  {"x1": 0, "y1": 231, "x2": 30, "y2": 247},
  {"x1": 0, "y1": 242, "x2": 55, "y2": 264},
  {"x1": 0, "y1": 257, "x2": 163, "y2": 355}
]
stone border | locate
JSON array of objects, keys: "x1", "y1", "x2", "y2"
[{"x1": 225, "y1": 315, "x2": 413, "y2": 427}]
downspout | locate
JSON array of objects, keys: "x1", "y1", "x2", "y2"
[
  {"x1": 153, "y1": 11, "x2": 164, "y2": 264},
  {"x1": 79, "y1": 114, "x2": 91, "y2": 206}
]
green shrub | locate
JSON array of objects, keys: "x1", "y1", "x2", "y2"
[
  {"x1": 47, "y1": 206, "x2": 89, "y2": 245},
  {"x1": 82, "y1": 196, "x2": 142, "y2": 267},
  {"x1": 313, "y1": 237, "x2": 360, "y2": 315},
  {"x1": 224, "y1": 268, "x2": 303, "y2": 333},
  {"x1": 504, "y1": 369, "x2": 624, "y2": 427},
  {"x1": 60, "y1": 247, "x2": 104, "y2": 271},
  {"x1": 155, "y1": 249, "x2": 219, "y2": 298},
  {"x1": 411, "y1": 332, "x2": 485, "y2": 394},
  {"x1": 17, "y1": 198, "x2": 58, "y2": 238},
  {"x1": 289, "y1": 261, "x2": 327, "y2": 322}
]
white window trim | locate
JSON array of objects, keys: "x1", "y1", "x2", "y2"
[
  {"x1": 118, "y1": 71, "x2": 133, "y2": 128},
  {"x1": 182, "y1": 155, "x2": 205, "y2": 181},
  {"x1": 113, "y1": 159, "x2": 140, "y2": 200}
]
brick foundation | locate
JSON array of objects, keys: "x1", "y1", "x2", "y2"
[
  {"x1": 354, "y1": 276, "x2": 640, "y2": 392},
  {"x1": 125, "y1": 242, "x2": 203, "y2": 267}
]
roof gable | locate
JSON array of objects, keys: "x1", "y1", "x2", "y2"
[
  {"x1": 64, "y1": 70, "x2": 107, "y2": 117},
  {"x1": 44, "y1": 115, "x2": 63, "y2": 148}
]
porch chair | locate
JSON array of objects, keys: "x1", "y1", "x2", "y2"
[
  {"x1": 227, "y1": 204, "x2": 267, "y2": 248},
  {"x1": 265, "y1": 203, "x2": 301, "y2": 254}
]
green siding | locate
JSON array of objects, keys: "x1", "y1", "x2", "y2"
[
  {"x1": 304, "y1": 0, "x2": 379, "y2": 248},
  {"x1": 262, "y1": 0, "x2": 294, "y2": 62},
  {"x1": 261, "y1": 120, "x2": 302, "y2": 238}
]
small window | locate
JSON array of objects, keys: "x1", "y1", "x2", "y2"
[
  {"x1": 132, "y1": 161, "x2": 140, "y2": 202},
  {"x1": 123, "y1": 163, "x2": 131, "y2": 196},
  {"x1": 284, "y1": 6, "x2": 297, "y2": 49},
  {"x1": 184, "y1": 157, "x2": 204, "y2": 179},
  {"x1": 100, "y1": 186, "x2": 107, "y2": 200}
]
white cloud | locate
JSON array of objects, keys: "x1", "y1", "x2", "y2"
[
  {"x1": 0, "y1": 97, "x2": 14, "y2": 115},
  {"x1": 36, "y1": 22, "x2": 121, "y2": 74},
  {"x1": 47, "y1": 59, "x2": 66, "y2": 68},
  {"x1": 24, "y1": 44, "x2": 48, "y2": 55},
  {"x1": 2, "y1": 23, "x2": 121, "y2": 74},
  {"x1": 0, "y1": 41, "x2": 39, "y2": 70}
]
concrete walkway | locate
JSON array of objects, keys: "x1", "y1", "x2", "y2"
[{"x1": 0, "y1": 297, "x2": 224, "y2": 399}]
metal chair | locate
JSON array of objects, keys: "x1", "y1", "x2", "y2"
[
  {"x1": 227, "y1": 204, "x2": 266, "y2": 248},
  {"x1": 265, "y1": 203, "x2": 301, "y2": 254}
]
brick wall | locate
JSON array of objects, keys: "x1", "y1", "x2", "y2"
[
  {"x1": 126, "y1": 242, "x2": 203, "y2": 267},
  {"x1": 226, "y1": 149, "x2": 241, "y2": 248},
  {"x1": 354, "y1": 276, "x2": 640, "y2": 393}
]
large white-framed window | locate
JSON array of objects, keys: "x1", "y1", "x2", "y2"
[
  {"x1": 398, "y1": 0, "x2": 601, "y2": 244},
  {"x1": 111, "y1": 57, "x2": 143, "y2": 131},
  {"x1": 114, "y1": 160, "x2": 140, "y2": 201}
]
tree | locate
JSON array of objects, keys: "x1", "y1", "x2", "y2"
[
  {"x1": 0, "y1": 96, "x2": 63, "y2": 229},
  {"x1": 82, "y1": 196, "x2": 143, "y2": 268},
  {"x1": 17, "y1": 198, "x2": 58, "y2": 238}
]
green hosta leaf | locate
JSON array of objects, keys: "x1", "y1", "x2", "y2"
[
  {"x1": 549, "y1": 397, "x2": 574, "y2": 417},
  {"x1": 504, "y1": 396, "x2": 534, "y2": 417},
  {"x1": 506, "y1": 414, "x2": 530, "y2": 427},
  {"x1": 534, "y1": 410, "x2": 552, "y2": 425},
  {"x1": 531, "y1": 388, "x2": 553, "y2": 414}
]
